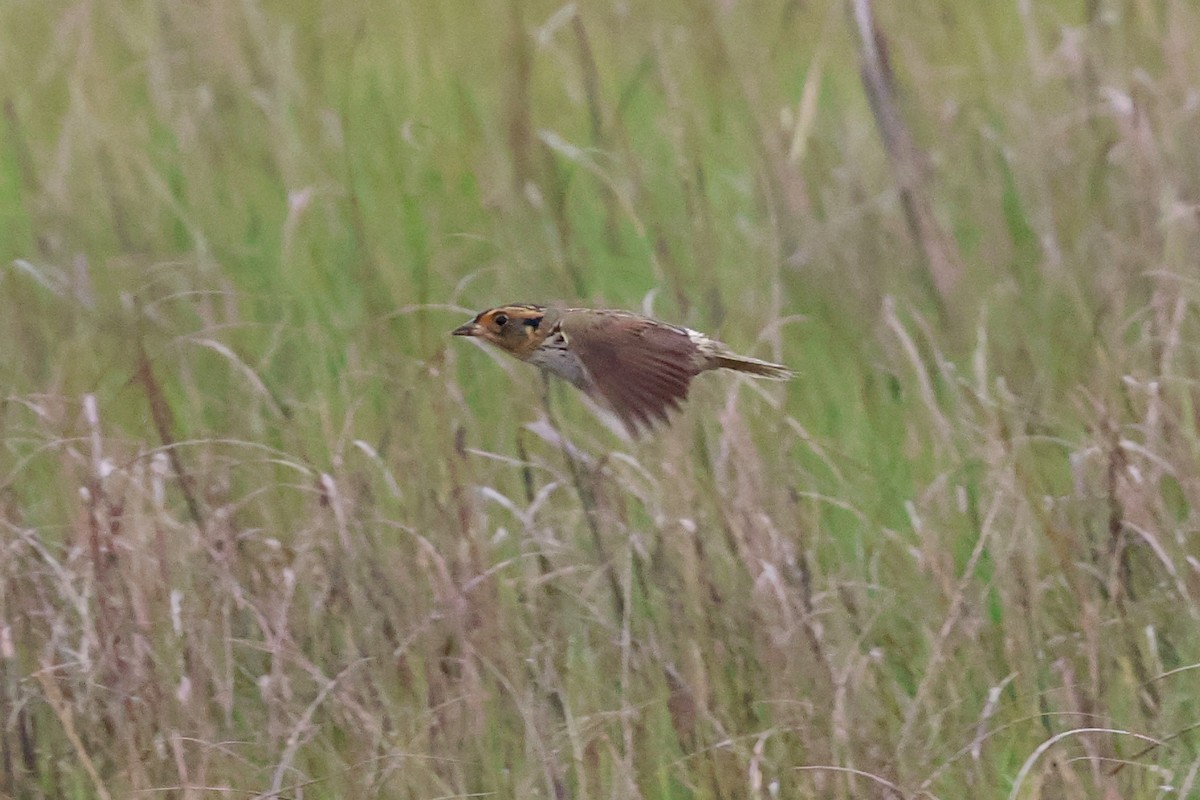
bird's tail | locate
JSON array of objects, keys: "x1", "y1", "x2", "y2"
[{"x1": 715, "y1": 353, "x2": 794, "y2": 380}]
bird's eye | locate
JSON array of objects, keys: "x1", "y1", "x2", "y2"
[{"x1": 493, "y1": 313, "x2": 509, "y2": 327}]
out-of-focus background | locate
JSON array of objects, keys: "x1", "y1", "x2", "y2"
[{"x1": 3, "y1": 1, "x2": 1200, "y2": 797}]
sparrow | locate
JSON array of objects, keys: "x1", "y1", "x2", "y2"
[{"x1": 452, "y1": 304, "x2": 793, "y2": 435}]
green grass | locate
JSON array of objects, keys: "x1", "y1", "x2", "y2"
[{"x1": 4, "y1": 0, "x2": 1200, "y2": 797}]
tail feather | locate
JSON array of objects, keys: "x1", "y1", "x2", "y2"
[{"x1": 715, "y1": 353, "x2": 794, "y2": 380}]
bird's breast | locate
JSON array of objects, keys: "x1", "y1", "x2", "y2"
[{"x1": 527, "y1": 330, "x2": 590, "y2": 389}]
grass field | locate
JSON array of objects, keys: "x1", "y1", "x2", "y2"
[{"x1": 4, "y1": 0, "x2": 1200, "y2": 797}]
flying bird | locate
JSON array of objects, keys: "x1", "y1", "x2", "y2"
[{"x1": 452, "y1": 304, "x2": 792, "y2": 435}]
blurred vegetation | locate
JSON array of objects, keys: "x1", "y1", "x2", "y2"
[{"x1": 4, "y1": 0, "x2": 1200, "y2": 797}]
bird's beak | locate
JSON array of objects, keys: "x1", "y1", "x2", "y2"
[{"x1": 451, "y1": 321, "x2": 479, "y2": 337}]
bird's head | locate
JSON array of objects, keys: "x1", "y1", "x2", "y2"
[{"x1": 451, "y1": 304, "x2": 549, "y2": 359}]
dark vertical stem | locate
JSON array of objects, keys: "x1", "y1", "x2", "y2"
[
  {"x1": 850, "y1": 0, "x2": 963, "y2": 309},
  {"x1": 540, "y1": 375, "x2": 624, "y2": 619}
]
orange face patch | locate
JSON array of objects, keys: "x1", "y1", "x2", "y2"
[{"x1": 451, "y1": 305, "x2": 548, "y2": 358}]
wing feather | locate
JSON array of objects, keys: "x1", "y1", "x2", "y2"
[{"x1": 563, "y1": 316, "x2": 699, "y2": 435}]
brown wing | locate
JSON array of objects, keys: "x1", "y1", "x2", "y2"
[{"x1": 562, "y1": 314, "x2": 700, "y2": 435}]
